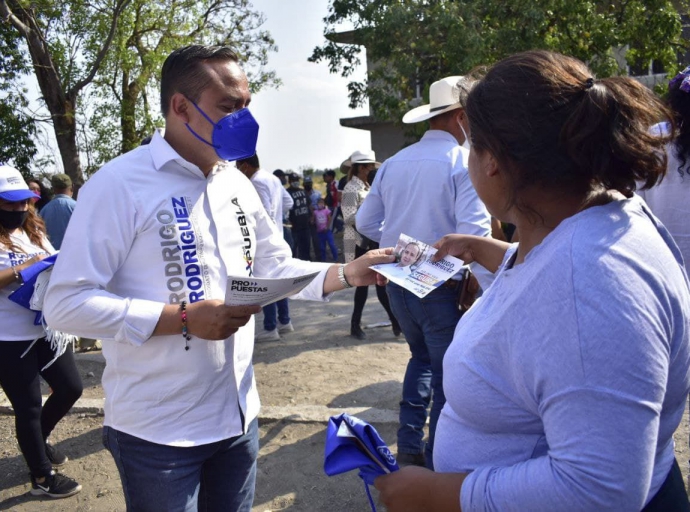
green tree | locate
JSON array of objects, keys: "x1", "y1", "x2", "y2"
[
  {"x1": 0, "y1": 22, "x2": 37, "y2": 174},
  {"x1": 0, "y1": 0, "x2": 131, "y2": 187},
  {"x1": 310, "y1": 0, "x2": 689, "y2": 123},
  {"x1": 86, "y1": 0, "x2": 279, "y2": 171}
]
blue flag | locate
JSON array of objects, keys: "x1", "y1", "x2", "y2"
[{"x1": 324, "y1": 413, "x2": 399, "y2": 511}]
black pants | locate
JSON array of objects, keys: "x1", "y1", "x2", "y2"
[
  {"x1": 642, "y1": 458, "x2": 690, "y2": 511},
  {"x1": 0, "y1": 338, "x2": 83, "y2": 477},
  {"x1": 292, "y1": 229, "x2": 312, "y2": 261},
  {"x1": 351, "y1": 244, "x2": 399, "y2": 329}
]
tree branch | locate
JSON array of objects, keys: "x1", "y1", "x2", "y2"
[{"x1": 71, "y1": 0, "x2": 133, "y2": 95}]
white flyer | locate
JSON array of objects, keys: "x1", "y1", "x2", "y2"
[
  {"x1": 225, "y1": 272, "x2": 321, "y2": 306},
  {"x1": 370, "y1": 233, "x2": 465, "y2": 298}
]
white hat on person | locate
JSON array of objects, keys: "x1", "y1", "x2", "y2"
[
  {"x1": 0, "y1": 165, "x2": 40, "y2": 202},
  {"x1": 402, "y1": 76, "x2": 464, "y2": 124},
  {"x1": 344, "y1": 150, "x2": 381, "y2": 169}
]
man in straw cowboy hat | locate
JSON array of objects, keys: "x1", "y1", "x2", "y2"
[{"x1": 356, "y1": 75, "x2": 492, "y2": 470}]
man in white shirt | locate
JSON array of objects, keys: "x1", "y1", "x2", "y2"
[
  {"x1": 43, "y1": 44, "x2": 392, "y2": 512},
  {"x1": 236, "y1": 154, "x2": 295, "y2": 342},
  {"x1": 355, "y1": 76, "x2": 491, "y2": 470}
]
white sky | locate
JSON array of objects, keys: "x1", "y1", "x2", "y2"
[
  {"x1": 31, "y1": 0, "x2": 370, "y2": 176},
  {"x1": 248, "y1": 0, "x2": 371, "y2": 173}
]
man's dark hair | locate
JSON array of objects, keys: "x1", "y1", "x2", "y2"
[
  {"x1": 160, "y1": 45, "x2": 239, "y2": 117},
  {"x1": 237, "y1": 154, "x2": 260, "y2": 169},
  {"x1": 324, "y1": 170, "x2": 336, "y2": 178}
]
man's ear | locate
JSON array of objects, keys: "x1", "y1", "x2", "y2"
[{"x1": 169, "y1": 93, "x2": 190, "y2": 123}]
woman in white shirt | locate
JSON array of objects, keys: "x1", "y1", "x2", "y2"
[
  {"x1": 637, "y1": 66, "x2": 690, "y2": 266},
  {"x1": 0, "y1": 166, "x2": 82, "y2": 499}
]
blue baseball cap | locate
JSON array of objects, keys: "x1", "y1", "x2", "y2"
[{"x1": 0, "y1": 165, "x2": 40, "y2": 202}]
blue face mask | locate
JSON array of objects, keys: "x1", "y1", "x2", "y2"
[{"x1": 185, "y1": 101, "x2": 259, "y2": 161}]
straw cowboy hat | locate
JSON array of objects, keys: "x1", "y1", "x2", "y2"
[
  {"x1": 402, "y1": 76, "x2": 464, "y2": 124},
  {"x1": 340, "y1": 150, "x2": 381, "y2": 172}
]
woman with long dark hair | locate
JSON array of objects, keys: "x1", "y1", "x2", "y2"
[
  {"x1": 375, "y1": 51, "x2": 690, "y2": 511},
  {"x1": 0, "y1": 165, "x2": 82, "y2": 499},
  {"x1": 26, "y1": 177, "x2": 52, "y2": 212}
]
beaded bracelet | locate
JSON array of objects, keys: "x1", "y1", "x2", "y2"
[{"x1": 180, "y1": 301, "x2": 191, "y2": 350}]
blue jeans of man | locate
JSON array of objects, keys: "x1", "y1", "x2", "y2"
[
  {"x1": 386, "y1": 282, "x2": 462, "y2": 470},
  {"x1": 103, "y1": 418, "x2": 259, "y2": 512},
  {"x1": 263, "y1": 299, "x2": 290, "y2": 331}
]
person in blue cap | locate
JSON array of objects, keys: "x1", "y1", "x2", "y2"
[{"x1": 0, "y1": 165, "x2": 82, "y2": 499}]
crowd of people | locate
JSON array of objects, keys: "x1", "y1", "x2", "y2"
[{"x1": 0, "y1": 42, "x2": 689, "y2": 512}]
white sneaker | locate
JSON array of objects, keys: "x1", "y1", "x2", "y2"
[
  {"x1": 255, "y1": 328, "x2": 280, "y2": 342},
  {"x1": 278, "y1": 321, "x2": 294, "y2": 334}
]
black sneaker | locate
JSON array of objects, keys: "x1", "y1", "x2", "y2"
[
  {"x1": 30, "y1": 471, "x2": 82, "y2": 498},
  {"x1": 45, "y1": 443, "x2": 68, "y2": 467}
]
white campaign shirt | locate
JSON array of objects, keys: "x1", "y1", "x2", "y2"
[
  {"x1": 637, "y1": 122, "x2": 690, "y2": 268},
  {"x1": 44, "y1": 131, "x2": 331, "y2": 446},
  {"x1": 249, "y1": 168, "x2": 292, "y2": 231},
  {"x1": 0, "y1": 231, "x2": 55, "y2": 341}
]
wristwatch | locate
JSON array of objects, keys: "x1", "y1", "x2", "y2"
[{"x1": 337, "y1": 264, "x2": 352, "y2": 289}]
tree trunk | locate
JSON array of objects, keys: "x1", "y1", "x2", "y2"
[
  {"x1": 52, "y1": 95, "x2": 84, "y2": 190},
  {"x1": 120, "y1": 70, "x2": 141, "y2": 153}
]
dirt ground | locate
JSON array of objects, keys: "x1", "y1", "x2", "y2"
[
  {"x1": 0, "y1": 289, "x2": 411, "y2": 512},
  {"x1": 0, "y1": 289, "x2": 689, "y2": 511}
]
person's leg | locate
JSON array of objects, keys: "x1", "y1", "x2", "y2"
[
  {"x1": 282, "y1": 226, "x2": 294, "y2": 255},
  {"x1": 317, "y1": 232, "x2": 327, "y2": 262},
  {"x1": 310, "y1": 226, "x2": 322, "y2": 262},
  {"x1": 415, "y1": 286, "x2": 462, "y2": 469},
  {"x1": 295, "y1": 230, "x2": 311, "y2": 261},
  {"x1": 38, "y1": 342, "x2": 83, "y2": 440},
  {"x1": 351, "y1": 244, "x2": 369, "y2": 338},
  {"x1": 262, "y1": 303, "x2": 277, "y2": 332},
  {"x1": 386, "y1": 283, "x2": 430, "y2": 460},
  {"x1": 103, "y1": 425, "x2": 212, "y2": 512},
  {"x1": 376, "y1": 283, "x2": 401, "y2": 335},
  {"x1": 198, "y1": 418, "x2": 259, "y2": 512},
  {"x1": 326, "y1": 230, "x2": 338, "y2": 261},
  {"x1": 276, "y1": 299, "x2": 290, "y2": 326},
  {"x1": 0, "y1": 339, "x2": 53, "y2": 478}
]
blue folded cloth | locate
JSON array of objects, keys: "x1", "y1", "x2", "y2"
[
  {"x1": 324, "y1": 413, "x2": 399, "y2": 511},
  {"x1": 8, "y1": 253, "x2": 58, "y2": 324}
]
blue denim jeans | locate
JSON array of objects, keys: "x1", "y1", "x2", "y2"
[
  {"x1": 386, "y1": 282, "x2": 462, "y2": 470},
  {"x1": 103, "y1": 418, "x2": 259, "y2": 512},
  {"x1": 263, "y1": 299, "x2": 290, "y2": 331},
  {"x1": 317, "y1": 230, "x2": 338, "y2": 261}
]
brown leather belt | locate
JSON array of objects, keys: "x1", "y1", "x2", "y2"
[{"x1": 442, "y1": 279, "x2": 463, "y2": 292}]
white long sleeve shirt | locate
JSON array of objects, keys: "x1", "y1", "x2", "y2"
[
  {"x1": 250, "y1": 168, "x2": 292, "y2": 232},
  {"x1": 1, "y1": 232, "x2": 55, "y2": 340},
  {"x1": 43, "y1": 131, "x2": 331, "y2": 446},
  {"x1": 355, "y1": 130, "x2": 493, "y2": 287}
]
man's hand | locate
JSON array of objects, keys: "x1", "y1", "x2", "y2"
[
  {"x1": 345, "y1": 247, "x2": 396, "y2": 287},
  {"x1": 154, "y1": 300, "x2": 261, "y2": 340},
  {"x1": 323, "y1": 247, "x2": 395, "y2": 293},
  {"x1": 187, "y1": 300, "x2": 261, "y2": 340}
]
